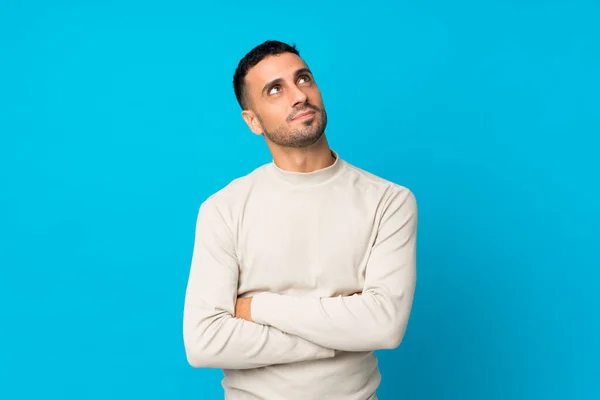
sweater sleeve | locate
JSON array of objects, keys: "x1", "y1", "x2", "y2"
[
  {"x1": 250, "y1": 188, "x2": 418, "y2": 352},
  {"x1": 182, "y1": 198, "x2": 335, "y2": 369}
]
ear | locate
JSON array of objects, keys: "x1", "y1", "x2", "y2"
[{"x1": 241, "y1": 109, "x2": 264, "y2": 135}]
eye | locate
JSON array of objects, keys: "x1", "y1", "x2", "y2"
[
  {"x1": 268, "y1": 85, "x2": 281, "y2": 95},
  {"x1": 298, "y1": 74, "x2": 312, "y2": 84}
]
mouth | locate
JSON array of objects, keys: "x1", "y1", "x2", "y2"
[{"x1": 291, "y1": 110, "x2": 316, "y2": 121}]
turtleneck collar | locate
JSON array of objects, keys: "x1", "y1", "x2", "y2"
[{"x1": 266, "y1": 150, "x2": 345, "y2": 187}]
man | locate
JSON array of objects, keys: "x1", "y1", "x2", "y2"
[{"x1": 182, "y1": 40, "x2": 418, "y2": 400}]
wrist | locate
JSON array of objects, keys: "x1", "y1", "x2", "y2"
[
  {"x1": 245, "y1": 297, "x2": 253, "y2": 322},
  {"x1": 235, "y1": 297, "x2": 254, "y2": 322}
]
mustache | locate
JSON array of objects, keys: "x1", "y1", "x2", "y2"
[{"x1": 287, "y1": 104, "x2": 320, "y2": 121}]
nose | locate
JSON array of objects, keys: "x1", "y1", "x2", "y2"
[{"x1": 289, "y1": 85, "x2": 308, "y2": 107}]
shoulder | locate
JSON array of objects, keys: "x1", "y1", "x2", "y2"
[
  {"x1": 341, "y1": 159, "x2": 417, "y2": 211},
  {"x1": 198, "y1": 163, "x2": 269, "y2": 218}
]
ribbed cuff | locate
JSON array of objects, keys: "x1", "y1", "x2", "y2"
[{"x1": 250, "y1": 292, "x2": 277, "y2": 326}]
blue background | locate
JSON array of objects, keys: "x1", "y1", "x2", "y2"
[{"x1": 1, "y1": 0, "x2": 598, "y2": 399}]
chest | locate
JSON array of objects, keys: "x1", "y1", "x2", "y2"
[{"x1": 235, "y1": 189, "x2": 382, "y2": 297}]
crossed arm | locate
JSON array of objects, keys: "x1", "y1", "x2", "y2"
[
  {"x1": 234, "y1": 189, "x2": 418, "y2": 352},
  {"x1": 183, "y1": 188, "x2": 417, "y2": 369},
  {"x1": 182, "y1": 198, "x2": 335, "y2": 370}
]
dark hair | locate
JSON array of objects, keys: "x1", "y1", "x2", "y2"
[{"x1": 233, "y1": 40, "x2": 300, "y2": 110}]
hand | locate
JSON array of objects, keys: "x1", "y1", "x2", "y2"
[{"x1": 235, "y1": 297, "x2": 253, "y2": 322}]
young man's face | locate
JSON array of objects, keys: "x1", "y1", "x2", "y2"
[{"x1": 241, "y1": 52, "x2": 327, "y2": 149}]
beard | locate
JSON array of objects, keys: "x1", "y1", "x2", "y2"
[{"x1": 258, "y1": 106, "x2": 328, "y2": 149}]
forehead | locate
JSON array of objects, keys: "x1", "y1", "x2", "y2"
[{"x1": 245, "y1": 53, "x2": 309, "y2": 90}]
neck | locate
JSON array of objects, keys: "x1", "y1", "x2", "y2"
[{"x1": 267, "y1": 134, "x2": 335, "y2": 173}]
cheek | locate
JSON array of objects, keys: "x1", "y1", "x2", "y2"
[
  {"x1": 259, "y1": 107, "x2": 288, "y2": 127},
  {"x1": 308, "y1": 89, "x2": 324, "y2": 106}
]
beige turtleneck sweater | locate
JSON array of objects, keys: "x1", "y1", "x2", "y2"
[{"x1": 182, "y1": 151, "x2": 418, "y2": 400}]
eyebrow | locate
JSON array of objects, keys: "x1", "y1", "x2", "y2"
[{"x1": 261, "y1": 67, "x2": 313, "y2": 96}]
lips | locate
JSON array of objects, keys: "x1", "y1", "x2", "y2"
[{"x1": 292, "y1": 110, "x2": 315, "y2": 120}]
